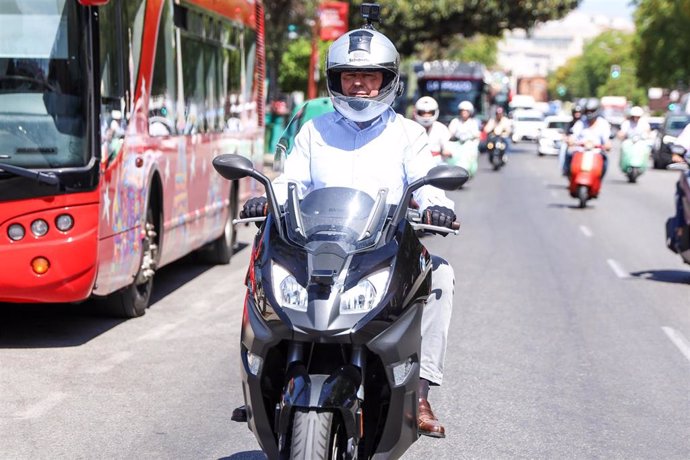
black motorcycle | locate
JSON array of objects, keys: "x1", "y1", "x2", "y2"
[
  {"x1": 665, "y1": 144, "x2": 690, "y2": 263},
  {"x1": 486, "y1": 133, "x2": 508, "y2": 170},
  {"x1": 213, "y1": 154, "x2": 468, "y2": 459}
]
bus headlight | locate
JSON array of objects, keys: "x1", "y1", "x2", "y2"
[
  {"x1": 30, "y1": 219, "x2": 49, "y2": 237},
  {"x1": 55, "y1": 214, "x2": 74, "y2": 231},
  {"x1": 339, "y1": 269, "x2": 389, "y2": 314},
  {"x1": 272, "y1": 264, "x2": 308, "y2": 312},
  {"x1": 8, "y1": 224, "x2": 25, "y2": 241}
]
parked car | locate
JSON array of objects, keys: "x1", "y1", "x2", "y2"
[
  {"x1": 273, "y1": 97, "x2": 334, "y2": 172},
  {"x1": 511, "y1": 108, "x2": 545, "y2": 142},
  {"x1": 537, "y1": 115, "x2": 572, "y2": 156},
  {"x1": 651, "y1": 112, "x2": 690, "y2": 169}
]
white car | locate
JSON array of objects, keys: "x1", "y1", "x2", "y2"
[
  {"x1": 511, "y1": 109, "x2": 545, "y2": 142},
  {"x1": 537, "y1": 115, "x2": 572, "y2": 156}
]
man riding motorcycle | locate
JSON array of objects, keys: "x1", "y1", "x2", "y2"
[
  {"x1": 565, "y1": 98, "x2": 612, "y2": 177},
  {"x1": 241, "y1": 26, "x2": 458, "y2": 439},
  {"x1": 413, "y1": 96, "x2": 451, "y2": 164},
  {"x1": 559, "y1": 104, "x2": 582, "y2": 175},
  {"x1": 483, "y1": 107, "x2": 512, "y2": 141},
  {"x1": 448, "y1": 100, "x2": 480, "y2": 143},
  {"x1": 617, "y1": 106, "x2": 651, "y2": 140}
]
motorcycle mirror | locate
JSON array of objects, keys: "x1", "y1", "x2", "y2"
[
  {"x1": 213, "y1": 154, "x2": 284, "y2": 235},
  {"x1": 390, "y1": 165, "x2": 469, "y2": 229},
  {"x1": 213, "y1": 154, "x2": 255, "y2": 180},
  {"x1": 424, "y1": 165, "x2": 470, "y2": 191}
]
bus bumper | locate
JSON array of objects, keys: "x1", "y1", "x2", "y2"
[{"x1": 0, "y1": 205, "x2": 99, "y2": 304}]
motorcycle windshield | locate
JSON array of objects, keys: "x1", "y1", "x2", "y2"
[{"x1": 285, "y1": 186, "x2": 390, "y2": 253}]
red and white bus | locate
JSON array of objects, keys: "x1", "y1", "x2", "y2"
[{"x1": 0, "y1": 0, "x2": 265, "y2": 317}]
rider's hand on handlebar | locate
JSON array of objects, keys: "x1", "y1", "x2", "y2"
[
  {"x1": 240, "y1": 196, "x2": 268, "y2": 218},
  {"x1": 422, "y1": 206, "x2": 458, "y2": 234}
]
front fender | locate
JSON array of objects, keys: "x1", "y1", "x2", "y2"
[{"x1": 278, "y1": 364, "x2": 362, "y2": 438}]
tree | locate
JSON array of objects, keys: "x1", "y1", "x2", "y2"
[
  {"x1": 347, "y1": 0, "x2": 581, "y2": 56},
  {"x1": 633, "y1": 0, "x2": 690, "y2": 88},
  {"x1": 416, "y1": 35, "x2": 499, "y2": 67},
  {"x1": 265, "y1": 1, "x2": 581, "y2": 97},
  {"x1": 278, "y1": 38, "x2": 331, "y2": 94},
  {"x1": 547, "y1": 30, "x2": 647, "y2": 104}
]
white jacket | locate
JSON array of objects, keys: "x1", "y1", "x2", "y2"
[{"x1": 273, "y1": 108, "x2": 454, "y2": 211}]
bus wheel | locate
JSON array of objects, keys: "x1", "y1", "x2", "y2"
[
  {"x1": 201, "y1": 186, "x2": 237, "y2": 265},
  {"x1": 103, "y1": 207, "x2": 159, "y2": 318}
]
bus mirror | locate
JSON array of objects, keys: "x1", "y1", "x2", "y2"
[
  {"x1": 78, "y1": 0, "x2": 110, "y2": 5},
  {"x1": 213, "y1": 154, "x2": 255, "y2": 181}
]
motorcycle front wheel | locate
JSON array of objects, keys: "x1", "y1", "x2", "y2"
[
  {"x1": 577, "y1": 185, "x2": 588, "y2": 208},
  {"x1": 289, "y1": 409, "x2": 353, "y2": 460}
]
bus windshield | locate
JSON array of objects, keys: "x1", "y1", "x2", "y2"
[
  {"x1": 0, "y1": 0, "x2": 88, "y2": 170},
  {"x1": 418, "y1": 78, "x2": 484, "y2": 124}
]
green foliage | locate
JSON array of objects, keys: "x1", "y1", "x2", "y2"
[
  {"x1": 633, "y1": 0, "x2": 690, "y2": 88},
  {"x1": 349, "y1": 0, "x2": 581, "y2": 56},
  {"x1": 547, "y1": 30, "x2": 647, "y2": 105},
  {"x1": 277, "y1": 38, "x2": 330, "y2": 94},
  {"x1": 417, "y1": 35, "x2": 499, "y2": 67},
  {"x1": 265, "y1": 0, "x2": 580, "y2": 96}
]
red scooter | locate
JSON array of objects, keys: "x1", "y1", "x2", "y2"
[{"x1": 568, "y1": 142, "x2": 605, "y2": 208}]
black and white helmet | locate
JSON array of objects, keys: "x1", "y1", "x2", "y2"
[{"x1": 326, "y1": 28, "x2": 401, "y2": 122}]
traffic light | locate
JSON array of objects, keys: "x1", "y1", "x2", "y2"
[{"x1": 610, "y1": 65, "x2": 621, "y2": 79}]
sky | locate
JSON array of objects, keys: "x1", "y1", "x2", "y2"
[{"x1": 577, "y1": 0, "x2": 636, "y2": 19}]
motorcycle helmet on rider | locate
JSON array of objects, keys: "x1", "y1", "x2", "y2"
[
  {"x1": 629, "y1": 106, "x2": 644, "y2": 119},
  {"x1": 583, "y1": 98, "x2": 600, "y2": 124},
  {"x1": 414, "y1": 96, "x2": 439, "y2": 128},
  {"x1": 458, "y1": 100, "x2": 474, "y2": 115},
  {"x1": 326, "y1": 28, "x2": 402, "y2": 122}
]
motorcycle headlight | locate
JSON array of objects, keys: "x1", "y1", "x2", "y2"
[
  {"x1": 487, "y1": 142, "x2": 494, "y2": 149},
  {"x1": 272, "y1": 264, "x2": 308, "y2": 312},
  {"x1": 339, "y1": 269, "x2": 389, "y2": 314}
]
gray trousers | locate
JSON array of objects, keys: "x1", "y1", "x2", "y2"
[{"x1": 420, "y1": 255, "x2": 455, "y2": 386}]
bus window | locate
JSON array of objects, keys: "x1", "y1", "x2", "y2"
[
  {"x1": 180, "y1": 35, "x2": 206, "y2": 134},
  {"x1": 99, "y1": 0, "x2": 127, "y2": 160},
  {"x1": 149, "y1": 0, "x2": 177, "y2": 137}
]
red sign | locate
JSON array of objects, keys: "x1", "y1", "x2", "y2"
[{"x1": 318, "y1": 1, "x2": 349, "y2": 41}]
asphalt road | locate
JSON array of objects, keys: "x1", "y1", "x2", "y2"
[{"x1": 1, "y1": 142, "x2": 689, "y2": 459}]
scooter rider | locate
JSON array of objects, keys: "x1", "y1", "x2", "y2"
[
  {"x1": 617, "y1": 106, "x2": 650, "y2": 140},
  {"x1": 241, "y1": 26, "x2": 457, "y2": 439},
  {"x1": 483, "y1": 106, "x2": 512, "y2": 140},
  {"x1": 565, "y1": 98, "x2": 612, "y2": 176},
  {"x1": 414, "y1": 96, "x2": 451, "y2": 164},
  {"x1": 560, "y1": 104, "x2": 583, "y2": 174},
  {"x1": 448, "y1": 100, "x2": 480, "y2": 143}
]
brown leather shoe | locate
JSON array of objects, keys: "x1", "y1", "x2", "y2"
[{"x1": 418, "y1": 398, "x2": 445, "y2": 438}]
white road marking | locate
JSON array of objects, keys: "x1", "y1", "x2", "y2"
[
  {"x1": 607, "y1": 259, "x2": 630, "y2": 279},
  {"x1": 662, "y1": 327, "x2": 690, "y2": 363},
  {"x1": 550, "y1": 190, "x2": 558, "y2": 198},
  {"x1": 14, "y1": 392, "x2": 66, "y2": 419},
  {"x1": 87, "y1": 351, "x2": 133, "y2": 374},
  {"x1": 579, "y1": 225, "x2": 593, "y2": 237}
]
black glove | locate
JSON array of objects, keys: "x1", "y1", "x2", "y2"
[
  {"x1": 240, "y1": 196, "x2": 268, "y2": 218},
  {"x1": 422, "y1": 206, "x2": 457, "y2": 229}
]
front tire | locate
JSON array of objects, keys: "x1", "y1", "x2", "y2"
[
  {"x1": 577, "y1": 185, "x2": 588, "y2": 208},
  {"x1": 101, "y1": 206, "x2": 159, "y2": 318},
  {"x1": 200, "y1": 186, "x2": 237, "y2": 265},
  {"x1": 289, "y1": 410, "x2": 351, "y2": 460},
  {"x1": 627, "y1": 167, "x2": 640, "y2": 183}
]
